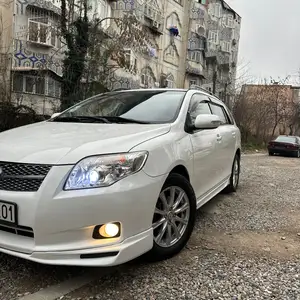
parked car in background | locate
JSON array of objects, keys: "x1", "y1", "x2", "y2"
[
  {"x1": 0, "y1": 88, "x2": 241, "y2": 266},
  {"x1": 268, "y1": 135, "x2": 300, "y2": 157}
]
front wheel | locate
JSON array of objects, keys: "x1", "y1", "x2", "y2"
[
  {"x1": 145, "y1": 173, "x2": 196, "y2": 262},
  {"x1": 293, "y1": 150, "x2": 300, "y2": 158}
]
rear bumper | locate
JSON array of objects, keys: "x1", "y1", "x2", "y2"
[{"x1": 268, "y1": 148, "x2": 297, "y2": 155}]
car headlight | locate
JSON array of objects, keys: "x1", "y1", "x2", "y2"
[{"x1": 64, "y1": 151, "x2": 148, "y2": 190}]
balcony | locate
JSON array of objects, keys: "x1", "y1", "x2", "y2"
[
  {"x1": 186, "y1": 62, "x2": 205, "y2": 77},
  {"x1": 219, "y1": 53, "x2": 231, "y2": 69},
  {"x1": 188, "y1": 34, "x2": 206, "y2": 52},
  {"x1": 27, "y1": 0, "x2": 61, "y2": 16},
  {"x1": 143, "y1": 4, "x2": 164, "y2": 34}
]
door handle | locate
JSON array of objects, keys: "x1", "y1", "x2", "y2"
[
  {"x1": 232, "y1": 132, "x2": 236, "y2": 137},
  {"x1": 217, "y1": 135, "x2": 222, "y2": 141}
]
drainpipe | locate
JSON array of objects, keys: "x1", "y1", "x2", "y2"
[{"x1": 178, "y1": 0, "x2": 192, "y2": 88}]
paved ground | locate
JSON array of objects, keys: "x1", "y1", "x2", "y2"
[{"x1": 1, "y1": 154, "x2": 300, "y2": 300}]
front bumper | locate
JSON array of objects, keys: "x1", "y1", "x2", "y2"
[
  {"x1": 0, "y1": 165, "x2": 166, "y2": 266},
  {"x1": 0, "y1": 228, "x2": 153, "y2": 266}
]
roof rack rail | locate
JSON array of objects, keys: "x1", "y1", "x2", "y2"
[{"x1": 189, "y1": 84, "x2": 222, "y2": 101}]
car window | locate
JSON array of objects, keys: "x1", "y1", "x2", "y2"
[
  {"x1": 188, "y1": 94, "x2": 211, "y2": 124},
  {"x1": 275, "y1": 136, "x2": 296, "y2": 143},
  {"x1": 209, "y1": 103, "x2": 228, "y2": 125},
  {"x1": 52, "y1": 90, "x2": 186, "y2": 124}
]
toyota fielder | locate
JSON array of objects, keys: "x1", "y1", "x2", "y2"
[{"x1": 0, "y1": 88, "x2": 241, "y2": 266}]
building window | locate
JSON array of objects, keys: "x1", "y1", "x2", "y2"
[
  {"x1": 48, "y1": 77, "x2": 61, "y2": 98},
  {"x1": 167, "y1": 13, "x2": 180, "y2": 29},
  {"x1": 12, "y1": 73, "x2": 61, "y2": 97},
  {"x1": 189, "y1": 80, "x2": 196, "y2": 86},
  {"x1": 140, "y1": 67, "x2": 155, "y2": 87},
  {"x1": 50, "y1": 27, "x2": 61, "y2": 48},
  {"x1": 224, "y1": 15, "x2": 234, "y2": 28},
  {"x1": 188, "y1": 50, "x2": 202, "y2": 63},
  {"x1": 123, "y1": 49, "x2": 137, "y2": 73},
  {"x1": 28, "y1": 18, "x2": 49, "y2": 44},
  {"x1": 28, "y1": 17, "x2": 61, "y2": 47},
  {"x1": 221, "y1": 41, "x2": 231, "y2": 52},
  {"x1": 208, "y1": 30, "x2": 218, "y2": 44},
  {"x1": 211, "y1": 3, "x2": 221, "y2": 18},
  {"x1": 166, "y1": 74, "x2": 175, "y2": 88},
  {"x1": 21, "y1": 75, "x2": 45, "y2": 94}
]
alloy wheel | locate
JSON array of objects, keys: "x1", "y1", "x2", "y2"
[
  {"x1": 152, "y1": 186, "x2": 190, "y2": 248},
  {"x1": 232, "y1": 158, "x2": 240, "y2": 188}
]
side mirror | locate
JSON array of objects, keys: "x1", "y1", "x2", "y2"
[
  {"x1": 194, "y1": 114, "x2": 222, "y2": 129},
  {"x1": 51, "y1": 112, "x2": 61, "y2": 119}
]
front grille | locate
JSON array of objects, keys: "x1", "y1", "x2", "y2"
[
  {"x1": 0, "y1": 223, "x2": 34, "y2": 238},
  {"x1": 0, "y1": 162, "x2": 52, "y2": 192}
]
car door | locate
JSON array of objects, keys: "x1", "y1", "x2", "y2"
[
  {"x1": 186, "y1": 93, "x2": 220, "y2": 199},
  {"x1": 208, "y1": 100, "x2": 236, "y2": 182}
]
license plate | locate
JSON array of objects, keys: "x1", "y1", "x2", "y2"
[{"x1": 0, "y1": 201, "x2": 17, "y2": 224}]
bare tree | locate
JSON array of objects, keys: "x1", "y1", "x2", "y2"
[
  {"x1": 59, "y1": 1, "x2": 152, "y2": 110},
  {"x1": 234, "y1": 77, "x2": 297, "y2": 146}
]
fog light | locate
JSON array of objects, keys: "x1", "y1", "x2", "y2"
[
  {"x1": 92, "y1": 222, "x2": 121, "y2": 239},
  {"x1": 99, "y1": 223, "x2": 119, "y2": 238}
]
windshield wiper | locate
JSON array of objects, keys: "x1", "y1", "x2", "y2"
[
  {"x1": 51, "y1": 116, "x2": 111, "y2": 123},
  {"x1": 52, "y1": 115, "x2": 150, "y2": 124},
  {"x1": 100, "y1": 116, "x2": 151, "y2": 124}
]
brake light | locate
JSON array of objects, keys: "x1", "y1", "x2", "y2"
[{"x1": 287, "y1": 144, "x2": 298, "y2": 150}]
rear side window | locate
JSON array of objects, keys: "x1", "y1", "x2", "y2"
[{"x1": 209, "y1": 103, "x2": 229, "y2": 125}]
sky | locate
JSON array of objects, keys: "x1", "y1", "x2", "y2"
[{"x1": 226, "y1": 0, "x2": 300, "y2": 83}]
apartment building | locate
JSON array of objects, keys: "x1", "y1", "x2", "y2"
[
  {"x1": 0, "y1": 0, "x2": 240, "y2": 115},
  {"x1": 193, "y1": 0, "x2": 241, "y2": 106}
]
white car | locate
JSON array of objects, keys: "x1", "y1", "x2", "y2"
[{"x1": 0, "y1": 88, "x2": 241, "y2": 266}]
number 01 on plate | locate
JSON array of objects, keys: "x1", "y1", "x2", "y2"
[{"x1": 0, "y1": 201, "x2": 17, "y2": 224}]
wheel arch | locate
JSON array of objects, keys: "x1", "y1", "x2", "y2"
[
  {"x1": 236, "y1": 148, "x2": 241, "y2": 159},
  {"x1": 169, "y1": 165, "x2": 190, "y2": 182}
]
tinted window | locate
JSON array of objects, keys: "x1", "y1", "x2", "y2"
[
  {"x1": 209, "y1": 103, "x2": 228, "y2": 124},
  {"x1": 54, "y1": 90, "x2": 186, "y2": 124},
  {"x1": 188, "y1": 94, "x2": 211, "y2": 124},
  {"x1": 275, "y1": 136, "x2": 296, "y2": 143}
]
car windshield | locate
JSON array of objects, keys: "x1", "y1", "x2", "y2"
[
  {"x1": 275, "y1": 136, "x2": 296, "y2": 143},
  {"x1": 51, "y1": 90, "x2": 186, "y2": 124}
]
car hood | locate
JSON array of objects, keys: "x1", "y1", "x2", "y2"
[{"x1": 0, "y1": 121, "x2": 171, "y2": 164}]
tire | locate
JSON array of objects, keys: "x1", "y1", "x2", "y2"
[
  {"x1": 293, "y1": 150, "x2": 300, "y2": 158},
  {"x1": 269, "y1": 151, "x2": 274, "y2": 156},
  {"x1": 145, "y1": 173, "x2": 196, "y2": 262},
  {"x1": 223, "y1": 153, "x2": 240, "y2": 193}
]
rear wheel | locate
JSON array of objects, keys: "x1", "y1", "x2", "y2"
[
  {"x1": 223, "y1": 153, "x2": 240, "y2": 193},
  {"x1": 145, "y1": 173, "x2": 196, "y2": 262},
  {"x1": 269, "y1": 151, "x2": 274, "y2": 156},
  {"x1": 293, "y1": 150, "x2": 300, "y2": 158}
]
